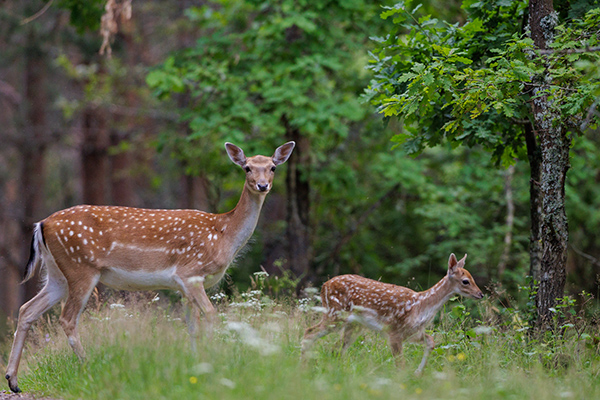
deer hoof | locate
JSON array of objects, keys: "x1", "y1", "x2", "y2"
[{"x1": 6, "y1": 374, "x2": 21, "y2": 393}]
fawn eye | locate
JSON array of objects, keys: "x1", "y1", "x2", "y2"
[
  {"x1": 271, "y1": 166, "x2": 276, "y2": 172},
  {"x1": 244, "y1": 166, "x2": 251, "y2": 173},
  {"x1": 462, "y1": 279, "x2": 470, "y2": 285}
]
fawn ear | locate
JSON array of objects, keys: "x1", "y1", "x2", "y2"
[
  {"x1": 448, "y1": 253, "x2": 459, "y2": 275},
  {"x1": 457, "y1": 254, "x2": 467, "y2": 268},
  {"x1": 272, "y1": 141, "x2": 295, "y2": 165},
  {"x1": 225, "y1": 143, "x2": 247, "y2": 167}
]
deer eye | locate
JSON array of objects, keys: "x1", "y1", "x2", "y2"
[
  {"x1": 462, "y1": 279, "x2": 470, "y2": 285},
  {"x1": 271, "y1": 166, "x2": 276, "y2": 172},
  {"x1": 244, "y1": 166, "x2": 251, "y2": 173}
]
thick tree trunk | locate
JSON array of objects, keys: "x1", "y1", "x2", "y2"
[
  {"x1": 19, "y1": 27, "x2": 48, "y2": 303},
  {"x1": 282, "y1": 116, "x2": 313, "y2": 283},
  {"x1": 529, "y1": 0, "x2": 570, "y2": 329}
]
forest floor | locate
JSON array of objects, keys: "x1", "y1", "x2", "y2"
[
  {"x1": 0, "y1": 290, "x2": 598, "y2": 400},
  {"x1": 0, "y1": 390, "x2": 57, "y2": 400}
]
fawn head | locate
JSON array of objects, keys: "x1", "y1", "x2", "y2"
[
  {"x1": 447, "y1": 253, "x2": 484, "y2": 299},
  {"x1": 225, "y1": 142, "x2": 295, "y2": 194}
]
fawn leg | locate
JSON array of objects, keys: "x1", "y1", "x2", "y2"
[
  {"x1": 388, "y1": 333, "x2": 405, "y2": 369},
  {"x1": 301, "y1": 314, "x2": 340, "y2": 358},
  {"x1": 415, "y1": 333, "x2": 435, "y2": 376},
  {"x1": 341, "y1": 323, "x2": 361, "y2": 353}
]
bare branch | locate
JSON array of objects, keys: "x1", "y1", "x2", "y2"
[
  {"x1": 570, "y1": 244, "x2": 600, "y2": 267},
  {"x1": 0, "y1": 80, "x2": 22, "y2": 106},
  {"x1": 20, "y1": 0, "x2": 55, "y2": 25},
  {"x1": 538, "y1": 46, "x2": 600, "y2": 55}
]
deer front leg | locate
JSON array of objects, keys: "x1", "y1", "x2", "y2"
[
  {"x1": 341, "y1": 323, "x2": 361, "y2": 354},
  {"x1": 415, "y1": 332, "x2": 435, "y2": 376},
  {"x1": 179, "y1": 277, "x2": 217, "y2": 337}
]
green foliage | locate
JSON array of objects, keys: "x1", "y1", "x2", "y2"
[
  {"x1": 367, "y1": 0, "x2": 600, "y2": 164},
  {"x1": 56, "y1": 0, "x2": 105, "y2": 33}
]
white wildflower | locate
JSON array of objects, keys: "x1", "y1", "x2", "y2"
[
  {"x1": 225, "y1": 321, "x2": 280, "y2": 355},
  {"x1": 192, "y1": 362, "x2": 214, "y2": 375},
  {"x1": 219, "y1": 378, "x2": 236, "y2": 389}
]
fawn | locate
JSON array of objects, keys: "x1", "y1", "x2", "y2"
[{"x1": 302, "y1": 253, "x2": 483, "y2": 375}]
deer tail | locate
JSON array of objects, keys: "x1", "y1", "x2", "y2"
[{"x1": 22, "y1": 222, "x2": 45, "y2": 284}]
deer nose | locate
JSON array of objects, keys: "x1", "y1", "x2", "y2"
[
  {"x1": 257, "y1": 183, "x2": 269, "y2": 192},
  {"x1": 475, "y1": 291, "x2": 484, "y2": 299}
]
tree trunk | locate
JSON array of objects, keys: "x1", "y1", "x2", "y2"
[
  {"x1": 110, "y1": 130, "x2": 136, "y2": 206},
  {"x1": 82, "y1": 105, "x2": 110, "y2": 205},
  {"x1": 282, "y1": 116, "x2": 313, "y2": 283},
  {"x1": 524, "y1": 121, "x2": 542, "y2": 283},
  {"x1": 19, "y1": 26, "x2": 49, "y2": 304},
  {"x1": 497, "y1": 165, "x2": 515, "y2": 279},
  {"x1": 529, "y1": 0, "x2": 570, "y2": 329}
]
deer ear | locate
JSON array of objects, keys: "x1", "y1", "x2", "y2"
[
  {"x1": 448, "y1": 253, "x2": 458, "y2": 275},
  {"x1": 272, "y1": 141, "x2": 295, "y2": 166},
  {"x1": 225, "y1": 143, "x2": 247, "y2": 167},
  {"x1": 458, "y1": 253, "x2": 467, "y2": 268}
]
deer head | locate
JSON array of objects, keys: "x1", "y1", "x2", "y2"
[
  {"x1": 447, "y1": 253, "x2": 484, "y2": 299},
  {"x1": 225, "y1": 142, "x2": 295, "y2": 194}
]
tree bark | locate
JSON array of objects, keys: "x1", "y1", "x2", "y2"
[
  {"x1": 497, "y1": 165, "x2": 515, "y2": 279},
  {"x1": 82, "y1": 105, "x2": 110, "y2": 205},
  {"x1": 19, "y1": 26, "x2": 49, "y2": 304},
  {"x1": 524, "y1": 121, "x2": 542, "y2": 283},
  {"x1": 282, "y1": 115, "x2": 313, "y2": 283},
  {"x1": 529, "y1": 0, "x2": 570, "y2": 329},
  {"x1": 110, "y1": 130, "x2": 136, "y2": 206}
]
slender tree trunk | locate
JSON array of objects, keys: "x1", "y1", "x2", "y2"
[
  {"x1": 497, "y1": 165, "x2": 515, "y2": 279},
  {"x1": 110, "y1": 130, "x2": 136, "y2": 206},
  {"x1": 282, "y1": 115, "x2": 313, "y2": 283},
  {"x1": 82, "y1": 105, "x2": 110, "y2": 205},
  {"x1": 524, "y1": 121, "x2": 542, "y2": 283},
  {"x1": 529, "y1": 0, "x2": 570, "y2": 329}
]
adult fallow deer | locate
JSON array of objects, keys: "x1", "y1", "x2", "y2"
[{"x1": 5, "y1": 141, "x2": 295, "y2": 393}]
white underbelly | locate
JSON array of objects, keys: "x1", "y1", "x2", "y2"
[{"x1": 100, "y1": 266, "x2": 179, "y2": 291}]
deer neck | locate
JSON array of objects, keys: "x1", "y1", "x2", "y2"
[
  {"x1": 414, "y1": 275, "x2": 456, "y2": 319},
  {"x1": 223, "y1": 183, "x2": 266, "y2": 256}
]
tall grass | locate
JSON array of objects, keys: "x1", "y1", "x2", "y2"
[{"x1": 2, "y1": 289, "x2": 599, "y2": 400}]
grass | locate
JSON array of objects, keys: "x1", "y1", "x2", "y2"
[{"x1": 2, "y1": 289, "x2": 599, "y2": 400}]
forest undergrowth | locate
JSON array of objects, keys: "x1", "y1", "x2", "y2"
[{"x1": 1, "y1": 275, "x2": 599, "y2": 400}]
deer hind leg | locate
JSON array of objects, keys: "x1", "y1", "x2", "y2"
[
  {"x1": 301, "y1": 312, "x2": 342, "y2": 358},
  {"x1": 341, "y1": 322, "x2": 362, "y2": 354},
  {"x1": 6, "y1": 273, "x2": 68, "y2": 393},
  {"x1": 414, "y1": 332, "x2": 435, "y2": 376},
  {"x1": 388, "y1": 332, "x2": 405, "y2": 369},
  {"x1": 59, "y1": 271, "x2": 100, "y2": 360}
]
